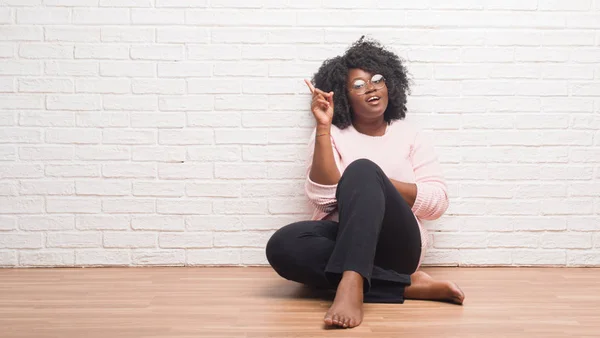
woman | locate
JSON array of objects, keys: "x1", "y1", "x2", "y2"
[{"x1": 265, "y1": 37, "x2": 465, "y2": 329}]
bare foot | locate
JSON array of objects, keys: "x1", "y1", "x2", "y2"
[
  {"x1": 323, "y1": 271, "x2": 364, "y2": 329},
  {"x1": 405, "y1": 270, "x2": 465, "y2": 305}
]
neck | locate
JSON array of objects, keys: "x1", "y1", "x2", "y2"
[{"x1": 352, "y1": 117, "x2": 387, "y2": 136}]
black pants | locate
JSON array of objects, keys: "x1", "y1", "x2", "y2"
[{"x1": 266, "y1": 159, "x2": 422, "y2": 303}]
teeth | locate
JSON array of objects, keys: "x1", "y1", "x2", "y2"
[{"x1": 368, "y1": 96, "x2": 379, "y2": 102}]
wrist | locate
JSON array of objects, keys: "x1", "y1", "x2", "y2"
[{"x1": 316, "y1": 124, "x2": 331, "y2": 133}]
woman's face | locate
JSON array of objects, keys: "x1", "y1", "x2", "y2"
[{"x1": 346, "y1": 68, "x2": 389, "y2": 120}]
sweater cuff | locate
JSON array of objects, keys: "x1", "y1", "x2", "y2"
[
  {"x1": 411, "y1": 182, "x2": 431, "y2": 217},
  {"x1": 305, "y1": 175, "x2": 338, "y2": 199}
]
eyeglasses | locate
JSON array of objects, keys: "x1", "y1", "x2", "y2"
[{"x1": 349, "y1": 74, "x2": 386, "y2": 95}]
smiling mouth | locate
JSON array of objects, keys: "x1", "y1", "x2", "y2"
[{"x1": 366, "y1": 96, "x2": 381, "y2": 104}]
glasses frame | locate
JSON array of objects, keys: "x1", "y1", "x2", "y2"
[{"x1": 348, "y1": 74, "x2": 386, "y2": 95}]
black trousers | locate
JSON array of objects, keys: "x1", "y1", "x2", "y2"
[{"x1": 266, "y1": 159, "x2": 422, "y2": 303}]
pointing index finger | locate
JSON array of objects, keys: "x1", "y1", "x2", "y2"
[{"x1": 304, "y1": 79, "x2": 316, "y2": 94}]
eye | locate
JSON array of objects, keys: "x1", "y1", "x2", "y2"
[
  {"x1": 372, "y1": 74, "x2": 384, "y2": 84},
  {"x1": 352, "y1": 79, "x2": 366, "y2": 90}
]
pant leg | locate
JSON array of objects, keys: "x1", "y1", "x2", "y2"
[
  {"x1": 325, "y1": 159, "x2": 422, "y2": 302},
  {"x1": 266, "y1": 159, "x2": 421, "y2": 304},
  {"x1": 266, "y1": 220, "x2": 338, "y2": 290}
]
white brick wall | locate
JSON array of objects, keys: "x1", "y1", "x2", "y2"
[{"x1": 0, "y1": 1, "x2": 599, "y2": 268}]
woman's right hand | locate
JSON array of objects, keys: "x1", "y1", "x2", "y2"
[{"x1": 304, "y1": 79, "x2": 334, "y2": 128}]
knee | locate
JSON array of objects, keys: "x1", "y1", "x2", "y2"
[
  {"x1": 265, "y1": 224, "x2": 297, "y2": 271},
  {"x1": 338, "y1": 159, "x2": 383, "y2": 189}
]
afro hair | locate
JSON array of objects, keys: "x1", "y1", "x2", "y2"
[{"x1": 311, "y1": 36, "x2": 411, "y2": 129}]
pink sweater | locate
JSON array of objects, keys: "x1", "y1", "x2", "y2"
[{"x1": 303, "y1": 119, "x2": 449, "y2": 268}]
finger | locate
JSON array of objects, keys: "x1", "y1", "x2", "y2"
[
  {"x1": 314, "y1": 87, "x2": 332, "y2": 98},
  {"x1": 304, "y1": 79, "x2": 315, "y2": 94},
  {"x1": 326, "y1": 91, "x2": 334, "y2": 105},
  {"x1": 316, "y1": 99, "x2": 329, "y2": 107}
]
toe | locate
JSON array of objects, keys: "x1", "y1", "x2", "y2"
[
  {"x1": 324, "y1": 313, "x2": 333, "y2": 326},
  {"x1": 342, "y1": 317, "x2": 349, "y2": 328},
  {"x1": 332, "y1": 314, "x2": 340, "y2": 326}
]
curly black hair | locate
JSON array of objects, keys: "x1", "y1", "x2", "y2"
[{"x1": 311, "y1": 36, "x2": 411, "y2": 129}]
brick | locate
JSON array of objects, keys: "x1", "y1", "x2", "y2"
[
  {"x1": 188, "y1": 113, "x2": 241, "y2": 128},
  {"x1": 101, "y1": 62, "x2": 155, "y2": 77},
  {"x1": 20, "y1": 216, "x2": 74, "y2": 231},
  {"x1": 267, "y1": 129, "x2": 312, "y2": 144},
  {"x1": 132, "y1": 113, "x2": 185, "y2": 128},
  {"x1": 45, "y1": 61, "x2": 98, "y2": 76},
  {"x1": 132, "y1": 216, "x2": 184, "y2": 231},
  {"x1": 215, "y1": 163, "x2": 266, "y2": 179},
  {"x1": 421, "y1": 250, "x2": 459, "y2": 266},
  {"x1": 47, "y1": 232, "x2": 102, "y2": 248},
  {"x1": 75, "y1": 249, "x2": 130, "y2": 266},
  {"x1": 159, "y1": 129, "x2": 212, "y2": 145},
  {"x1": 157, "y1": 27, "x2": 209, "y2": 43},
  {"x1": 102, "y1": 163, "x2": 156, "y2": 178},
  {"x1": 131, "y1": 45, "x2": 184, "y2": 61},
  {"x1": 513, "y1": 250, "x2": 566, "y2": 265},
  {"x1": 515, "y1": 47, "x2": 570, "y2": 62},
  {"x1": 159, "y1": 96, "x2": 213, "y2": 111},
  {"x1": 102, "y1": 199, "x2": 155, "y2": 213},
  {"x1": 187, "y1": 248, "x2": 241, "y2": 265},
  {"x1": 159, "y1": 233, "x2": 211, "y2": 248},
  {"x1": 132, "y1": 79, "x2": 185, "y2": 95},
  {"x1": 186, "y1": 182, "x2": 241, "y2": 197},
  {"x1": 187, "y1": 44, "x2": 240, "y2": 60},
  {"x1": 132, "y1": 146, "x2": 186, "y2": 162},
  {"x1": 101, "y1": 27, "x2": 154, "y2": 42},
  {"x1": 20, "y1": 180, "x2": 74, "y2": 195},
  {"x1": 0, "y1": 26, "x2": 42, "y2": 41},
  {"x1": 541, "y1": 199, "x2": 595, "y2": 215},
  {"x1": 47, "y1": 198, "x2": 101, "y2": 214},
  {"x1": 103, "y1": 129, "x2": 155, "y2": 144},
  {"x1": 76, "y1": 180, "x2": 130, "y2": 196},
  {"x1": 76, "y1": 112, "x2": 129, "y2": 127},
  {"x1": 18, "y1": 78, "x2": 73, "y2": 93},
  {"x1": 215, "y1": 95, "x2": 267, "y2": 110},
  {"x1": 0, "y1": 233, "x2": 42, "y2": 249},
  {"x1": 157, "y1": 62, "x2": 210, "y2": 77},
  {"x1": 133, "y1": 181, "x2": 185, "y2": 197},
  {"x1": 242, "y1": 248, "x2": 267, "y2": 265},
  {"x1": 156, "y1": 0, "x2": 207, "y2": 6},
  {"x1": 460, "y1": 183, "x2": 513, "y2": 198},
  {"x1": 242, "y1": 45, "x2": 296, "y2": 60},
  {"x1": 158, "y1": 163, "x2": 212, "y2": 179},
  {"x1": 213, "y1": 199, "x2": 267, "y2": 215},
  {"x1": 241, "y1": 215, "x2": 299, "y2": 231},
  {"x1": 0, "y1": 251, "x2": 17, "y2": 267},
  {"x1": 132, "y1": 250, "x2": 185, "y2": 266},
  {"x1": 243, "y1": 145, "x2": 304, "y2": 162},
  {"x1": 45, "y1": 27, "x2": 100, "y2": 42},
  {"x1": 459, "y1": 249, "x2": 512, "y2": 266},
  {"x1": 0, "y1": 61, "x2": 42, "y2": 75},
  {"x1": 0, "y1": 128, "x2": 42, "y2": 143},
  {"x1": 17, "y1": 8, "x2": 70, "y2": 24},
  {"x1": 569, "y1": 183, "x2": 600, "y2": 197},
  {"x1": 213, "y1": 231, "x2": 272, "y2": 248},
  {"x1": 186, "y1": 215, "x2": 241, "y2": 231},
  {"x1": 131, "y1": 9, "x2": 184, "y2": 24},
  {"x1": 104, "y1": 232, "x2": 156, "y2": 248},
  {"x1": 189, "y1": 79, "x2": 241, "y2": 94},
  {"x1": 0, "y1": 95, "x2": 44, "y2": 109},
  {"x1": 187, "y1": 146, "x2": 240, "y2": 161},
  {"x1": 75, "y1": 146, "x2": 130, "y2": 161},
  {"x1": 460, "y1": 216, "x2": 512, "y2": 232},
  {"x1": 568, "y1": 251, "x2": 600, "y2": 266},
  {"x1": 461, "y1": 47, "x2": 514, "y2": 62},
  {"x1": 100, "y1": 0, "x2": 151, "y2": 7},
  {"x1": 433, "y1": 233, "x2": 488, "y2": 249},
  {"x1": 157, "y1": 199, "x2": 212, "y2": 215},
  {"x1": 76, "y1": 79, "x2": 130, "y2": 94},
  {"x1": 75, "y1": 44, "x2": 128, "y2": 60},
  {"x1": 73, "y1": 9, "x2": 129, "y2": 24},
  {"x1": 46, "y1": 128, "x2": 102, "y2": 144},
  {"x1": 103, "y1": 95, "x2": 158, "y2": 111},
  {"x1": 0, "y1": 164, "x2": 43, "y2": 178},
  {"x1": 488, "y1": 233, "x2": 538, "y2": 248},
  {"x1": 46, "y1": 164, "x2": 99, "y2": 177},
  {"x1": 541, "y1": 232, "x2": 592, "y2": 249},
  {"x1": 47, "y1": 95, "x2": 101, "y2": 111},
  {"x1": 0, "y1": 216, "x2": 16, "y2": 231},
  {"x1": 20, "y1": 251, "x2": 74, "y2": 267},
  {"x1": 0, "y1": 78, "x2": 14, "y2": 92},
  {"x1": 268, "y1": 198, "x2": 312, "y2": 215},
  {"x1": 187, "y1": 10, "x2": 294, "y2": 26},
  {"x1": 267, "y1": 163, "x2": 305, "y2": 179},
  {"x1": 215, "y1": 129, "x2": 267, "y2": 144},
  {"x1": 45, "y1": 0, "x2": 98, "y2": 5},
  {"x1": 76, "y1": 215, "x2": 129, "y2": 230},
  {"x1": 0, "y1": 182, "x2": 17, "y2": 196}
]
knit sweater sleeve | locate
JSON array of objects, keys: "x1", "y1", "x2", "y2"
[
  {"x1": 304, "y1": 128, "x2": 342, "y2": 214},
  {"x1": 410, "y1": 129, "x2": 449, "y2": 220}
]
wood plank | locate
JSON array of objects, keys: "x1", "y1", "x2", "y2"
[{"x1": 1, "y1": 267, "x2": 599, "y2": 337}]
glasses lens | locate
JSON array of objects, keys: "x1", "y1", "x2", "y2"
[{"x1": 352, "y1": 79, "x2": 366, "y2": 93}]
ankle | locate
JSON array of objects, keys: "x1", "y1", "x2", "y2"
[{"x1": 340, "y1": 270, "x2": 364, "y2": 288}]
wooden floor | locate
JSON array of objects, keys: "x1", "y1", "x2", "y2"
[{"x1": 1, "y1": 267, "x2": 599, "y2": 338}]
